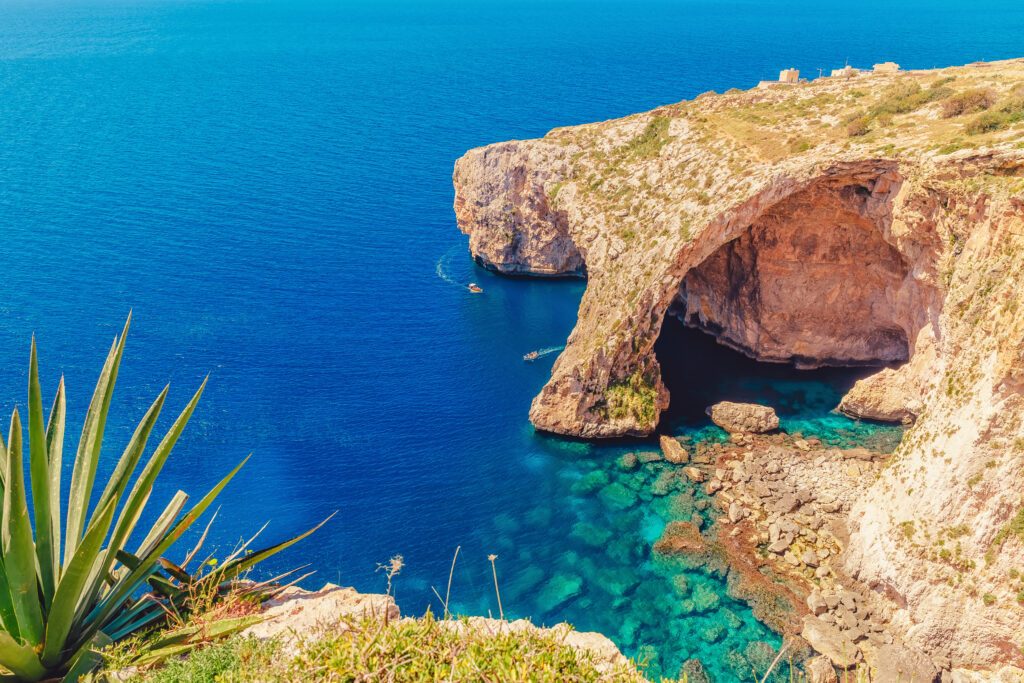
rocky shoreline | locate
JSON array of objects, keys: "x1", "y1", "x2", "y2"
[
  {"x1": 651, "y1": 402, "x2": 1019, "y2": 682},
  {"x1": 453, "y1": 57, "x2": 1024, "y2": 675}
]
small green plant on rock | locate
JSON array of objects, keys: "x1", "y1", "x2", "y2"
[
  {"x1": 620, "y1": 117, "x2": 673, "y2": 160},
  {"x1": 603, "y1": 371, "x2": 659, "y2": 427}
]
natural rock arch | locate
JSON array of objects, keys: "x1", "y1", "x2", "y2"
[{"x1": 653, "y1": 168, "x2": 942, "y2": 422}]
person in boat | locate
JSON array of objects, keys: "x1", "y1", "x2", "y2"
[
  {"x1": 468, "y1": 282, "x2": 483, "y2": 293},
  {"x1": 523, "y1": 351, "x2": 539, "y2": 361}
]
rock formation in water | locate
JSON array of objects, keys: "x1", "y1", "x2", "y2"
[
  {"x1": 707, "y1": 401, "x2": 780, "y2": 434},
  {"x1": 454, "y1": 58, "x2": 1024, "y2": 675}
]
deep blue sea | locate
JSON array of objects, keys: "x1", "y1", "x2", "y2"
[{"x1": 1, "y1": 0, "x2": 1020, "y2": 678}]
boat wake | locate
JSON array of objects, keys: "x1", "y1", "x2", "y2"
[
  {"x1": 524, "y1": 345, "x2": 565, "y2": 361},
  {"x1": 435, "y1": 245, "x2": 462, "y2": 287}
]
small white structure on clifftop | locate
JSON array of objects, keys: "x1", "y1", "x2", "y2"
[
  {"x1": 873, "y1": 61, "x2": 901, "y2": 73},
  {"x1": 758, "y1": 68, "x2": 801, "y2": 89},
  {"x1": 830, "y1": 65, "x2": 859, "y2": 78}
]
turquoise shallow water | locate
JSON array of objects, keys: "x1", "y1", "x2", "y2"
[
  {"x1": 0, "y1": 0, "x2": 1012, "y2": 678},
  {"x1": 434, "y1": 319, "x2": 905, "y2": 680}
]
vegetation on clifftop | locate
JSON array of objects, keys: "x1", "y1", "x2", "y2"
[{"x1": 100, "y1": 614, "x2": 649, "y2": 683}]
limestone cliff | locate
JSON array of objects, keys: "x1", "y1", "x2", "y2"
[{"x1": 454, "y1": 59, "x2": 1024, "y2": 673}]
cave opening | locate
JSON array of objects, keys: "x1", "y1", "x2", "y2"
[
  {"x1": 654, "y1": 315, "x2": 886, "y2": 429},
  {"x1": 654, "y1": 174, "x2": 919, "y2": 440}
]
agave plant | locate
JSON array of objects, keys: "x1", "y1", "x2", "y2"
[{"x1": 0, "y1": 316, "x2": 325, "y2": 681}]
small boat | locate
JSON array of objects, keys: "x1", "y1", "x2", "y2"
[
  {"x1": 523, "y1": 351, "x2": 539, "y2": 361},
  {"x1": 467, "y1": 283, "x2": 483, "y2": 293}
]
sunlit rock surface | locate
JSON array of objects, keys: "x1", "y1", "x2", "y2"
[{"x1": 454, "y1": 58, "x2": 1024, "y2": 672}]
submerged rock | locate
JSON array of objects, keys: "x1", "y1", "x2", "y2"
[
  {"x1": 591, "y1": 566, "x2": 640, "y2": 596},
  {"x1": 707, "y1": 401, "x2": 780, "y2": 434},
  {"x1": 720, "y1": 608, "x2": 743, "y2": 630},
  {"x1": 571, "y1": 470, "x2": 610, "y2": 495},
  {"x1": 679, "y1": 658, "x2": 713, "y2": 683},
  {"x1": 637, "y1": 450, "x2": 663, "y2": 464},
  {"x1": 599, "y1": 482, "x2": 638, "y2": 510},
  {"x1": 618, "y1": 452, "x2": 639, "y2": 470},
  {"x1": 570, "y1": 521, "x2": 613, "y2": 547},
  {"x1": 652, "y1": 521, "x2": 707, "y2": 557},
  {"x1": 503, "y1": 565, "x2": 546, "y2": 605},
  {"x1": 701, "y1": 623, "x2": 726, "y2": 644},
  {"x1": 537, "y1": 574, "x2": 584, "y2": 613},
  {"x1": 691, "y1": 582, "x2": 722, "y2": 613},
  {"x1": 744, "y1": 641, "x2": 777, "y2": 676}
]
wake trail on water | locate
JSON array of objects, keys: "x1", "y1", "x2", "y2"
[
  {"x1": 436, "y1": 244, "x2": 473, "y2": 289},
  {"x1": 533, "y1": 346, "x2": 564, "y2": 358}
]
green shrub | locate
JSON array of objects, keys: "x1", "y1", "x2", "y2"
[
  {"x1": 846, "y1": 114, "x2": 871, "y2": 137},
  {"x1": 941, "y1": 88, "x2": 996, "y2": 118},
  {"x1": 604, "y1": 371, "x2": 659, "y2": 426},
  {"x1": 142, "y1": 637, "x2": 253, "y2": 683},
  {"x1": 621, "y1": 117, "x2": 673, "y2": 159},
  {"x1": 966, "y1": 97, "x2": 1024, "y2": 134},
  {"x1": 992, "y1": 507, "x2": 1024, "y2": 546},
  {"x1": 871, "y1": 80, "x2": 950, "y2": 117},
  {"x1": 846, "y1": 80, "x2": 953, "y2": 137}
]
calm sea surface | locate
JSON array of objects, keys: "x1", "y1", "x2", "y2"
[{"x1": 1, "y1": 0, "x2": 1020, "y2": 677}]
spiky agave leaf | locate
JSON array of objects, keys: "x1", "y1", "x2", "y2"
[
  {"x1": 0, "y1": 318, "x2": 326, "y2": 680},
  {"x1": 3, "y1": 410, "x2": 45, "y2": 645},
  {"x1": 27, "y1": 338, "x2": 58, "y2": 609}
]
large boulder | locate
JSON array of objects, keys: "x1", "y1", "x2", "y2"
[
  {"x1": 805, "y1": 655, "x2": 838, "y2": 683},
  {"x1": 800, "y1": 615, "x2": 859, "y2": 669},
  {"x1": 659, "y1": 434, "x2": 689, "y2": 464},
  {"x1": 706, "y1": 401, "x2": 779, "y2": 434},
  {"x1": 873, "y1": 644, "x2": 939, "y2": 683}
]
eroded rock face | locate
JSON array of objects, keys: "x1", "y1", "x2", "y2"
[
  {"x1": 676, "y1": 178, "x2": 917, "y2": 368},
  {"x1": 454, "y1": 59, "x2": 1024, "y2": 672},
  {"x1": 453, "y1": 141, "x2": 584, "y2": 276},
  {"x1": 707, "y1": 401, "x2": 780, "y2": 434},
  {"x1": 873, "y1": 644, "x2": 940, "y2": 683}
]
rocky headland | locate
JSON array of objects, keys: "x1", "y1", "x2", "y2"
[{"x1": 454, "y1": 58, "x2": 1024, "y2": 678}]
